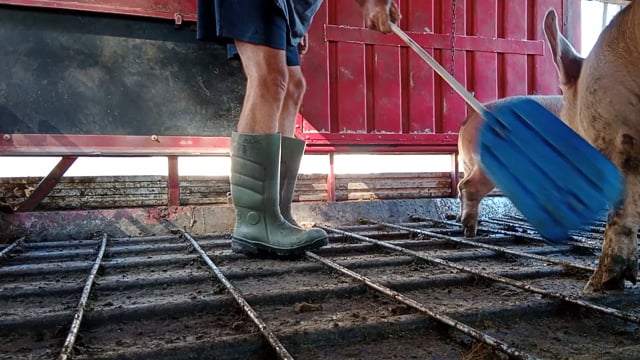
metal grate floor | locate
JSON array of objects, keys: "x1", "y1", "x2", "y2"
[{"x1": 1, "y1": 215, "x2": 639, "y2": 360}]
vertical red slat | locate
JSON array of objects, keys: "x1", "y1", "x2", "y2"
[
  {"x1": 327, "y1": 153, "x2": 336, "y2": 202},
  {"x1": 372, "y1": 44, "x2": 402, "y2": 132},
  {"x1": 450, "y1": 152, "x2": 459, "y2": 197},
  {"x1": 300, "y1": 2, "x2": 330, "y2": 133},
  {"x1": 334, "y1": 1, "x2": 367, "y2": 132},
  {"x1": 167, "y1": 156, "x2": 180, "y2": 207},
  {"x1": 503, "y1": 1, "x2": 529, "y2": 97},
  {"x1": 470, "y1": 0, "x2": 498, "y2": 103},
  {"x1": 405, "y1": 0, "x2": 437, "y2": 133},
  {"x1": 440, "y1": 0, "x2": 467, "y2": 133},
  {"x1": 533, "y1": 0, "x2": 563, "y2": 95}
]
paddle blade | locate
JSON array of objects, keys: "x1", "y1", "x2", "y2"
[{"x1": 478, "y1": 98, "x2": 624, "y2": 243}]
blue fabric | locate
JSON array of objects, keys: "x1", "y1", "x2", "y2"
[
  {"x1": 226, "y1": 44, "x2": 301, "y2": 66},
  {"x1": 197, "y1": 0, "x2": 322, "y2": 47},
  {"x1": 196, "y1": 0, "x2": 218, "y2": 42},
  {"x1": 274, "y1": 0, "x2": 323, "y2": 46}
]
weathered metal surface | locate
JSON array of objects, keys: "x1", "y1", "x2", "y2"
[
  {"x1": 179, "y1": 230, "x2": 295, "y2": 360},
  {"x1": 2, "y1": 173, "x2": 460, "y2": 210},
  {"x1": 0, "y1": 5, "x2": 244, "y2": 137},
  {"x1": 306, "y1": 250, "x2": 540, "y2": 360},
  {"x1": 58, "y1": 234, "x2": 107, "y2": 360},
  {"x1": 0, "y1": 197, "x2": 519, "y2": 242},
  {"x1": 335, "y1": 172, "x2": 451, "y2": 201},
  {"x1": 2, "y1": 212, "x2": 640, "y2": 359},
  {"x1": 1, "y1": 176, "x2": 170, "y2": 210},
  {"x1": 15, "y1": 156, "x2": 77, "y2": 212}
]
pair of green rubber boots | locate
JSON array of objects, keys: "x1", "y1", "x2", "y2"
[{"x1": 229, "y1": 132, "x2": 328, "y2": 256}]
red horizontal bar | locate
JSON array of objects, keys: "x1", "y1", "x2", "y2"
[
  {"x1": 304, "y1": 145, "x2": 458, "y2": 154},
  {"x1": 325, "y1": 25, "x2": 545, "y2": 55},
  {"x1": 0, "y1": 133, "x2": 459, "y2": 156},
  {"x1": 0, "y1": 134, "x2": 230, "y2": 156},
  {"x1": 299, "y1": 132, "x2": 458, "y2": 146},
  {"x1": 0, "y1": 0, "x2": 197, "y2": 21}
]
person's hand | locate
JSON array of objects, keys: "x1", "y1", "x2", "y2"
[
  {"x1": 356, "y1": 0, "x2": 401, "y2": 34},
  {"x1": 298, "y1": 34, "x2": 309, "y2": 55}
]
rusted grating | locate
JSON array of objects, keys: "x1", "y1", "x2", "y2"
[{"x1": 1, "y1": 216, "x2": 639, "y2": 359}]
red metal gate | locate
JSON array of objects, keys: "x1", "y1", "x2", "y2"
[
  {"x1": 0, "y1": 0, "x2": 581, "y2": 208},
  {"x1": 299, "y1": 0, "x2": 580, "y2": 153},
  {"x1": 0, "y1": 0, "x2": 579, "y2": 154}
]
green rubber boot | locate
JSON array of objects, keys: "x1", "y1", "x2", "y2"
[
  {"x1": 279, "y1": 136, "x2": 306, "y2": 227},
  {"x1": 229, "y1": 132, "x2": 328, "y2": 256}
]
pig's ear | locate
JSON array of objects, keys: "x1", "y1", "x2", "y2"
[{"x1": 543, "y1": 9, "x2": 583, "y2": 86}]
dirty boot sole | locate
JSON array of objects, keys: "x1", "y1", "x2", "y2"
[{"x1": 231, "y1": 236, "x2": 329, "y2": 257}]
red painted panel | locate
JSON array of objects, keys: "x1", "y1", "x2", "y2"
[
  {"x1": 0, "y1": 0, "x2": 196, "y2": 21},
  {"x1": 324, "y1": 26, "x2": 545, "y2": 54},
  {"x1": 403, "y1": 0, "x2": 436, "y2": 134},
  {"x1": 301, "y1": 0, "x2": 574, "y2": 152},
  {"x1": 371, "y1": 45, "x2": 402, "y2": 133},
  {"x1": 333, "y1": 0, "x2": 367, "y2": 133},
  {"x1": 300, "y1": 2, "x2": 330, "y2": 133},
  {"x1": 469, "y1": 0, "x2": 498, "y2": 103},
  {"x1": 439, "y1": 0, "x2": 467, "y2": 134},
  {"x1": 503, "y1": 0, "x2": 530, "y2": 97}
]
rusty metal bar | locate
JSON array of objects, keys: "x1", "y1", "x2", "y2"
[
  {"x1": 177, "y1": 230, "x2": 294, "y2": 360},
  {"x1": 58, "y1": 233, "x2": 107, "y2": 360},
  {"x1": 450, "y1": 152, "x2": 460, "y2": 198},
  {"x1": 15, "y1": 156, "x2": 77, "y2": 212},
  {"x1": 305, "y1": 250, "x2": 540, "y2": 360},
  {"x1": 490, "y1": 216, "x2": 640, "y2": 245},
  {"x1": 368, "y1": 220, "x2": 596, "y2": 273},
  {"x1": 0, "y1": 238, "x2": 23, "y2": 260},
  {"x1": 411, "y1": 215, "x2": 602, "y2": 251},
  {"x1": 327, "y1": 152, "x2": 336, "y2": 202},
  {"x1": 320, "y1": 225, "x2": 640, "y2": 325},
  {"x1": 479, "y1": 214, "x2": 607, "y2": 241},
  {"x1": 167, "y1": 155, "x2": 180, "y2": 207},
  {"x1": 485, "y1": 217, "x2": 611, "y2": 245}
]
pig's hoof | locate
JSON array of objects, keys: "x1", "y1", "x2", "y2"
[
  {"x1": 462, "y1": 224, "x2": 477, "y2": 238},
  {"x1": 584, "y1": 256, "x2": 637, "y2": 293},
  {"x1": 584, "y1": 274, "x2": 625, "y2": 293}
]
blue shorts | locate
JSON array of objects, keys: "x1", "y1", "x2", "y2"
[
  {"x1": 214, "y1": 0, "x2": 301, "y2": 66},
  {"x1": 226, "y1": 44, "x2": 300, "y2": 67}
]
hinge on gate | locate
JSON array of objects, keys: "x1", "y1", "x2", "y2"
[{"x1": 174, "y1": 13, "x2": 183, "y2": 28}]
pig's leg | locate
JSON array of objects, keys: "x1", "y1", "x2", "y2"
[
  {"x1": 458, "y1": 168, "x2": 494, "y2": 237},
  {"x1": 585, "y1": 144, "x2": 640, "y2": 292}
]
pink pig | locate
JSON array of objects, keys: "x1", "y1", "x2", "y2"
[{"x1": 544, "y1": 5, "x2": 640, "y2": 292}]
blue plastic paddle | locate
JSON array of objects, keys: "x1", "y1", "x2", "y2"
[{"x1": 391, "y1": 23, "x2": 624, "y2": 243}]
